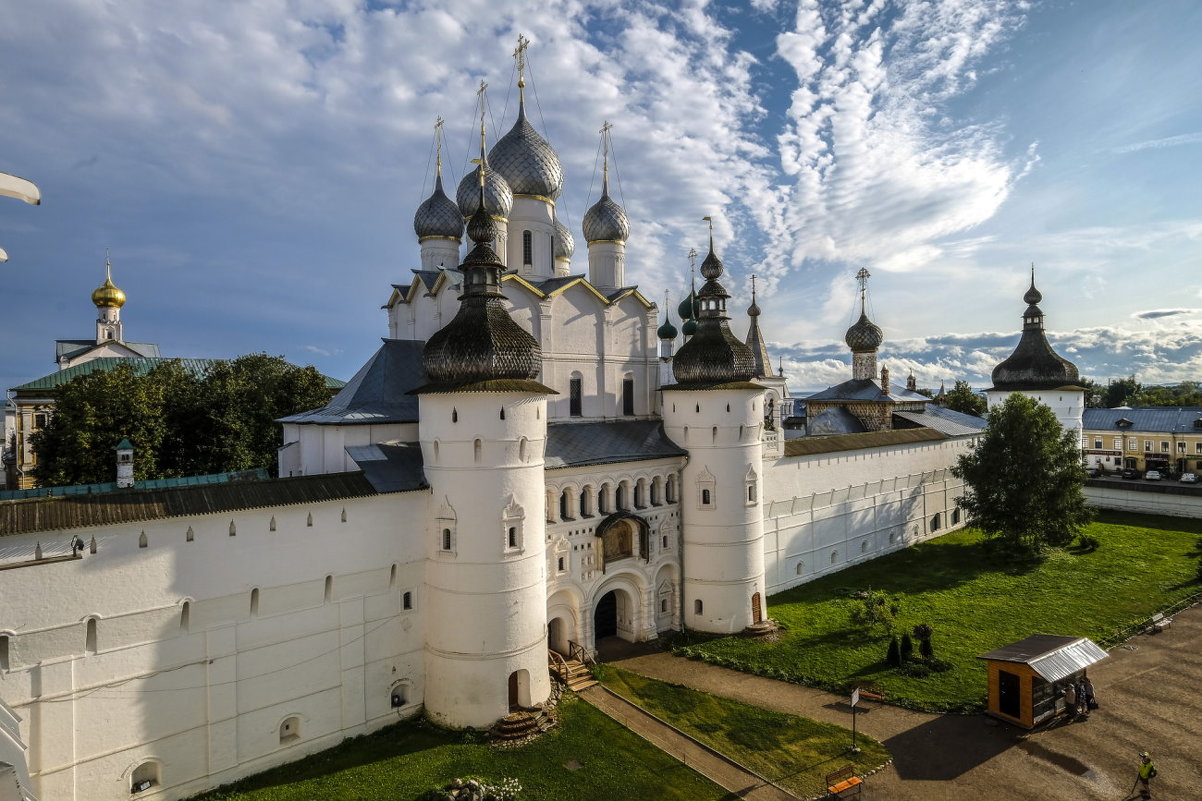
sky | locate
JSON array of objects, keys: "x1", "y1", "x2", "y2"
[{"x1": 1, "y1": 0, "x2": 1200, "y2": 396}]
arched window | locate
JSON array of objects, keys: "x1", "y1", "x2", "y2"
[
  {"x1": 795, "y1": 561, "x2": 804, "y2": 576},
  {"x1": 250, "y1": 588, "x2": 260, "y2": 617},
  {"x1": 579, "y1": 487, "x2": 592, "y2": 517},
  {"x1": 830, "y1": 550, "x2": 838, "y2": 565},
  {"x1": 441, "y1": 528, "x2": 452, "y2": 551},
  {"x1": 131, "y1": 761, "x2": 160, "y2": 794},
  {"x1": 403, "y1": 591, "x2": 413, "y2": 610},
  {"x1": 85, "y1": 618, "x2": 97, "y2": 654},
  {"x1": 306, "y1": 512, "x2": 313, "y2": 527},
  {"x1": 861, "y1": 540, "x2": 869, "y2": 553},
  {"x1": 186, "y1": 525, "x2": 195, "y2": 542},
  {"x1": 616, "y1": 482, "x2": 627, "y2": 510},
  {"x1": 569, "y1": 373, "x2": 583, "y2": 417},
  {"x1": 635, "y1": 478, "x2": 647, "y2": 508},
  {"x1": 650, "y1": 476, "x2": 662, "y2": 506},
  {"x1": 701, "y1": 489, "x2": 711, "y2": 506},
  {"x1": 229, "y1": 521, "x2": 237, "y2": 537},
  {"x1": 666, "y1": 475, "x2": 677, "y2": 504},
  {"x1": 519, "y1": 437, "x2": 529, "y2": 462},
  {"x1": 952, "y1": 508, "x2": 961, "y2": 525},
  {"x1": 389, "y1": 563, "x2": 397, "y2": 588},
  {"x1": 522, "y1": 230, "x2": 533, "y2": 266},
  {"x1": 930, "y1": 513, "x2": 941, "y2": 532},
  {"x1": 474, "y1": 439, "x2": 482, "y2": 463},
  {"x1": 560, "y1": 489, "x2": 573, "y2": 520},
  {"x1": 694, "y1": 599, "x2": 703, "y2": 615},
  {"x1": 324, "y1": 575, "x2": 333, "y2": 602},
  {"x1": 279, "y1": 716, "x2": 301, "y2": 744},
  {"x1": 180, "y1": 602, "x2": 190, "y2": 633},
  {"x1": 0, "y1": 635, "x2": 9, "y2": 670},
  {"x1": 622, "y1": 374, "x2": 635, "y2": 416},
  {"x1": 599, "y1": 483, "x2": 612, "y2": 514}
]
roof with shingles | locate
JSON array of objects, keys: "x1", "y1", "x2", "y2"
[
  {"x1": 894, "y1": 406, "x2": 987, "y2": 437},
  {"x1": 545, "y1": 420, "x2": 686, "y2": 469},
  {"x1": 0, "y1": 472, "x2": 377, "y2": 537},
  {"x1": 279, "y1": 340, "x2": 425, "y2": 425},
  {"x1": 784, "y1": 427, "x2": 947, "y2": 457},
  {"x1": 804, "y1": 377, "x2": 930, "y2": 403},
  {"x1": 1083, "y1": 406, "x2": 1202, "y2": 434},
  {"x1": 12, "y1": 357, "x2": 345, "y2": 392}
]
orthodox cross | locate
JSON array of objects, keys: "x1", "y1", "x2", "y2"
[
  {"x1": 855, "y1": 267, "x2": 871, "y2": 313},
  {"x1": 513, "y1": 34, "x2": 530, "y2": 95}
]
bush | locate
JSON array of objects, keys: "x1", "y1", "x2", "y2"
[
  {"x1": 919, "y1": 635, "x2": 934, "y2": 660},
  {"x1": 900, "y1": 633, "x2": 914, "y2": 662},
  {"x1": 886, "y1": 636, "x2": 901, "y2": 667},
  {"x1": 848, "y1": 588, "x2": 900, "y2": 633}
]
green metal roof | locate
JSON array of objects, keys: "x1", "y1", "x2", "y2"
[
  {"x1": 115, "y1": 438, "x2": 134, "y2": 451},
  {"x1": 11, "y1": 357, "x2": 345, "y2": 392}
]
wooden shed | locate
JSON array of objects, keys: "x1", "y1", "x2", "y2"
[{"x1": 978, "y1": 634, "x2": 1108, "y2": 728}]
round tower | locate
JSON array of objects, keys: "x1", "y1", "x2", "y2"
[
  {"x1": 489, "y1": 36, "x2": 562, "y2": 279},
  {"x1": 986, "y1": 266, "x2": 1084, "y2": 436},
  {"x1": 582, "y1": 122, "x2": 629, "y2": 289},
  {"x1": 414, "y1": 120, "x2": 464, "y2": 271},
  {"x1": 417, "y1": 171, "x2": 555, "y2": 728},
  {"x1": 92, "y1": 252, "x2": 126, "y2": 343},
  {"x1": 661, "y1": 223, "x2": 767, "y2": 634}
]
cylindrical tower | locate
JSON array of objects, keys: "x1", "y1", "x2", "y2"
[
  {"x1": 661, "y1": 229, "x2": 767, "y2": 634},
  {"x1": 417, "y1": 173, "x2": 555, "y2": 728}
]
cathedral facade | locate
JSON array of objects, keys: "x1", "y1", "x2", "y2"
[{"x1": 0, "y1": 62, "x2": 987, "y2": 801}]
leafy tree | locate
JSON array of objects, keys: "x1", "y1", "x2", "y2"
[
  {"x1": 32, "y1": 355, "x2": 331, "y2": 485},
  {"x1": 951, "y1": 393, "x2": 1092, "y2": 560},
  {"x1": 941, "y1": 380, "x2": 987, "y2": 417},
  {"x1": 1103, "y1": 376, "x2": 1141, "y2": 408},
  {"x1": 1078, "y1": 378, "x2": 1104, "y2": 409}
]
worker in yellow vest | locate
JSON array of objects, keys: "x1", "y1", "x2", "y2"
[{"x1": 1137, "y1": 751, "x2": 1157, "y2": 799}]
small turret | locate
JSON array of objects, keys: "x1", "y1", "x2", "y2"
[
  {"x1": 116, "y1": 438, "x2": 134, "y2": 489},
  {"x1": 93, "y1": 252, "x2": 125, "y2": 343}
]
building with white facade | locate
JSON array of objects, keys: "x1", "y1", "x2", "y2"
[{"x1": 0, "y1": 54, "x2": 987, "y2": 801}]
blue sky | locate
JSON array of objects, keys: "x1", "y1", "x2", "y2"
[{"x1": 1, "y1": 0, "x2": 1200, "y2": 395}]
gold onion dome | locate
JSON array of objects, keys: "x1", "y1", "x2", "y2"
[
  {"x1": 414, "y1": 173, "x2": 465, "y2": 240},
  {"x1": 92, "y1": 275, "x2": 126, "y2": 308}
]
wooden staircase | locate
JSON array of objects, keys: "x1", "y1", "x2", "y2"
[{"x1": 549, "y1": 645, "x2": 598, "y2": 692}]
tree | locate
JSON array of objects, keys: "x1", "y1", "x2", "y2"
[
  {"x1": 1103, "y1": 376, "x2": 1140, "y2": 408},
  {"x1": 1078, "y1": 378, "x2": 1104, "y2": 409},
  {"x1": 942, "y1": 380, "x2": 987, "y2": 417},
  {"x1": 32, "y1": 355, "x2": 332, "y2": 485},
  {"x1": 951, "y1": 393, "x2": 1092, "y2": 559}
]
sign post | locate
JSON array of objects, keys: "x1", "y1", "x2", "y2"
[{"x1": 850, "y1": 688, "x2": 861, "y2": 753}]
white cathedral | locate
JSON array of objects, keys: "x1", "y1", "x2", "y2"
[{"x1": 0, "y1": 51, "x2": 1097, "y2": 801}]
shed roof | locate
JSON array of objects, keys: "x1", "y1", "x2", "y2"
[
  {"x1": 545, "y1": 420, "x2": 686, "y2": 469},
  {"x1": 978, "y1": 635, "x2": 1108, "y2": 683},
  {"x1": 784, "y1": 427, "x2": 947, "y2": 457}
]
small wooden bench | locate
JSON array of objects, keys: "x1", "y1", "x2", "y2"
[
  {"x1": 1150, "y1": 612, "x2": 1172, "y2": 632},
  {"x1": 825, "y1": 765, "x2": 863, "y2": 798}
]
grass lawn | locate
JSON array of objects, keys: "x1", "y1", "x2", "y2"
[
  {"x1": 674, "y1": 511, "x2": 1202, "y2": 713},
  {"x1": 188, "y1": 696, "x2": 734, "y2": 801},
  {"x1": 595, "y1": 664, "x2": 889, "y2": 799}
]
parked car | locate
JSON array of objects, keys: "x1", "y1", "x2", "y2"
[
  {"x1": 1181, "y1": 473, "x2": 1198, "y2": 483},
  {"x1": 1086, "y1": 467, "x2": 1101, "y2": 478},
  {"x1": 1144, "y1": 470, "x2": 1162, "y2": 481},
  {"x1": 1121, "y1": 468, "x2": 1141, "y2": 479}
]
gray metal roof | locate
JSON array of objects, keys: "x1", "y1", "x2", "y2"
[
  {"x1": 804, "y1": 378, "x2": 930, "y2": 403},
  {"x1": 345, "y1": 443, "x2": 427, "y2": 493},
  {"x1": 978, "y1": 635, "x2": 1108, "y2": 683},
  {"x1": 894, "y1": 406, "x2": 986, "y2": 437},
  {"x1": 54, "y1": 339, "x2": 161, "y2": 362},
  {"x1": 807, "y1": 406, "x2": 866, "y2": 435},
  {"x1": 545, "y1": 421, "x2": 686, "y2": 469},
  {"x1": 279, "y1": 340, "x2": 425, "y2": 425},
  {"x1": 1083, "y1": 406, "x2": 1202, "y2": 434},
  {"x1": 784, "y1": 427, "x2": 947, "y2": 457}
]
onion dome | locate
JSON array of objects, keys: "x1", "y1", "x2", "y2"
[
  {"x1": 677, "y1": 291, "x2": 697, "y2": 322},
  {"x1": 844, "y1": 313, "x2": 883, "y2": 352},
  {"x1": 682, "y1": 318, "x2": 698, "y2": 337},
  {"x1": 657, "y1": 311, "x2": 678, "y2": 341},
  {"x1": 990, "y1": 272, "x2": 1080, "y2": 391},
  {"x1": 488, "y1": 99, "x2": 564, "y2": 199},
  {"x1": 582, "y1": 172, "x2": 629, "y2": 243},
  {"x1": 671, "y1": 237, "x2": 756, "y2": 386},
  {"x1": 421, "y1": 180, "x2": 543, "y2": 388},
  {"x1": 92, "y1": 261, "x2": 126, "y2": 308},
  {"x1": 553, "y1": 215, "x2": 574, "y2": 261},
  {"x1": 456, "y1": 164, "x2": 512, "y2": 220},
  {"x1": 414, "y1": 172, "x2": 464, "y2": 240}
]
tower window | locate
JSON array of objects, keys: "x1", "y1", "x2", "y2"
[
  {"x1": 694, "y1": 600, "x2": 703, "y2": 615},
  {"x1": 441, "y1": 529, "x2": 452, "y2": 551},
  {"x1": 623, "y1": 377, "x2": 635, "y2": 416},
  {"x1": 523, "y1": 230, "x2": 533, "y2": 266},
  {"x1": 279, "y1": 716, "x2": 301, "y2": 743},
  {"x1": 1, "y1": 635, "x2": 9, "y2": 670},
  {"x1": 403, "y1": 591, "x2": 412, "y2": 610},
  {"x1": 570, "y1": 376, "x2": 583, "y2": 417}
]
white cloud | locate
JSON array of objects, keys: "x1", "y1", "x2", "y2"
[{"x1": 1113, "y1": 132, "x2": 1202, "y2": 154}]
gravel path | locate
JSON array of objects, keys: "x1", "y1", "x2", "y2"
[{"x1": 608, "y1": 603, "x2": 1202, "y2": 801}]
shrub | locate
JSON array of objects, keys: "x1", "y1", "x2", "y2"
[
  {"x1": 848, "y1": 588, "x2": 900, "y2": 633},
  {"x1": 919, "y1": 635, "x2": 934, "y2": 660},
  {"x1": 886, "y1": 636, "x2": 901, "y2": 667},
  {"x1": 900, "y1": 632, "x2": 914, "y2": 662}
]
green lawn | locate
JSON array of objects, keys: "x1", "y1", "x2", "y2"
[
  {"x1": 595, "y1": 665, "x2": 889, "y2": 799},
  {"x1": 674, "y1": 511, "x2": 1202, "y2": 712},
  {"x1": 188, "y1": 696, "x2": 734, "y2": 801}
]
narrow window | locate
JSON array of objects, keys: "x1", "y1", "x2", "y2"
[
  {"x1": 795, "y1": 562, "x2": 804, "y2": 576},
  {"x1": 519, "y1": 437, "x2": 529, "y2": 462},
  {"x1": 694, "y1": 599, "x2": 703, "y2": 615},
  {"x1": 522, "y1": 230, "x2": 533, "y2": 266},
  {"x1": 403, "y1": 591, "x2": 412, "y2": 610},
  {"x1": 269, "y1": 517, "x2": 276, "y2": 532},
  {"x1": 138, "y1": 531, "x2": 148, "y2": 548},
  {"x1": 442, "y1": 529, "x2": 452, "y2": 551},
  {"x1": 748, "y1": 485, "x2": 756, "y2": 502},
  {"x1": 85, "y1": 618, "x2": 97, "y2": 654},
  {"x1": 557, "y1": 556, "x2": 565, "y2": 572},
  {"x1": 389, "y1": 563, "x2": 397, "y2": 588},
  {"x1": 324, "y1": 575, "x2": 333, "y2": 602},
  {"x1": 341, "y1": 508, "x2": 347, "y2": 523},
  {"x1": 508, "y1": 526, "x2": 518, "y2": 548},
  {"x1": 229, "y1": 521, "x2": 236, "y2": 537},
  {"x1": 250, "y1": 588, "x2": 260, "y2": 617},
  {"x1": 186, "y1": 526, "x2": 194, "y2": 542},
  {"x1": 570, "y1": 376, "x2": 583, "y2": 417},
  {"x1": 0, "y1": 635, "x2": 9, "y2": 670},
  {"x1": 930, "y1": 513, "x2": 941, "y2": 532},
  {"x1": 701, "y1": 489, "x2": 711, "y2": 506},
  {"x1": 952, "y1": 509, "x2": 961, "y2": 525},
  {"x1": 500, "y1": 406, "x2": 506, "y2": 420},
  {"x1": 661, "y1": 599, "x2": 668, "y2": 613},
  {"x1": 452, "y1": 408, "x2": 458, "y2": 423},
  {"x1": 306, "y1": 512, "x2": 313, "y2": 527},
  {"x1": 830, "y1": 550, "x2": 838, "y2": 565},
  {"x1": 622, "y1": 377, "x2": 635, "y2": 416},
  {"x1": 662, "y1": 535, "x2": 668, "y2": 548},
  {"x1": 474, "y1": 439, "x2": 482, "y2": 463},
  {"x1": 616, "y1": 484, "x2": 627, "y2": 510},
  {"x1": 180, "y1": 602, "x2": 190, "y2": 632},
  {"x1": 279, "y1": 716, "x2": 300, "y2": 744},
  {"x1": 861, "y1": 540, "x2": 869, "y2": 553},
  {"x1": 560, "y1": 489, "x2": 571, "y2": 520}
]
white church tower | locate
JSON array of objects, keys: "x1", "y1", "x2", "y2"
[
  {"x1": 662, "y1": 224, "x2": 768, "y2": 634},
  {"x1": 416, "y1": 168, "x2": 555, "y2": 728},
  {"x1": 92, "y1": 253, "x2": 126, "y2": 344},
  {"x1": 986, "y1": 267, "x2": 1085, "y2": 437}
]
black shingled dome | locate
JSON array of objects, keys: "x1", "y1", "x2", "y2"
[
  {"x1": 990, "y1": 275, "x2": 1079, "y2": 390},
  {"x1": 671, "y1": 240, "x2": 756, "y2": 386}
]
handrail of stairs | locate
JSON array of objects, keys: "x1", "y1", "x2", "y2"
[
  {"x1": 548, "y1": 649, "x2": 570, "y2": 683},
  {"x1": 568, "y1": 640, "x2": 595, "y2": 666}
]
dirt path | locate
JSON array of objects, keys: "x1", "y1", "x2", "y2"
[
  {"x1": 610, "y1": 604, "x2": 1202, "y2": 801},
  {"x1": 578, "y1": 685, "x2": 796, "y2": 800}
]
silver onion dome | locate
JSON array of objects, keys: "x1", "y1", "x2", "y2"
[
  {"x1": 553, "y1": 216, "x2": 574, "y2": 261},
  {"x1": 488, "y1": 102, "x2": 564, "y2": 199},
  {"x1": 414, "y1": 173, "x2": 465, "y2": 240},
  {"x1": 582, "y1": 180, "x2": 630, "y2": 243},
  {"x1": 844, "y1": 313, "x2": 884, "y2": 353},
  {"x1": 456, "y1": 165, "x2": 513, "y2": 220}
]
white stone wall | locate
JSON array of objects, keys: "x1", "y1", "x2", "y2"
[
  {"x1": 0, "y1": 491, "x2": 426, "y2": 801},
  {"x1": 279, "y1": 422, "x2": 418, "y2": 477},
  {"x1": 1083, "y1": 484, "x2": 1202, "y2": 518},
  {"x1": 762, "y1": 437, "x2": 976, "y2": 595}
]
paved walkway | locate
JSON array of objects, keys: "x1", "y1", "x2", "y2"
[
  {"x1": 608, "y1": 603, "x2": 1202, "y2": 801},
  {"x1": 578, "y1": 684, "x2": 795, "y2": 800}
]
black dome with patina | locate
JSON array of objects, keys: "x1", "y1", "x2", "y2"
[
  {"x1": 421, "y1": 197, "x2": 543, "y2": 388},
  {"x1": 672, "y1": 241, "x2": 756, "y2": 386},
  {"x1": 844, "y1": 313, "x2": 884, "y2": 353},
  {"x1": 990, "y1": 276, "x2": 1079, "y2": 390},
  {"x1": 414, "y1": 173, "x2": 465, "y2": 240}
]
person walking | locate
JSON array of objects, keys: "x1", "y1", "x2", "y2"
[
  {"x1": 1083, "y1": 674, "x2": 1096, "y2": 711},
  {"x1": 1137, "y1": 751, "x2": 1157, "y2": 799},
  {"x1": 1063, "y1": 681, "x2": 1077, "y2": 718},
  {"x1": 1075, "y1": 677, "x2": 1088, "y2": 716}
]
